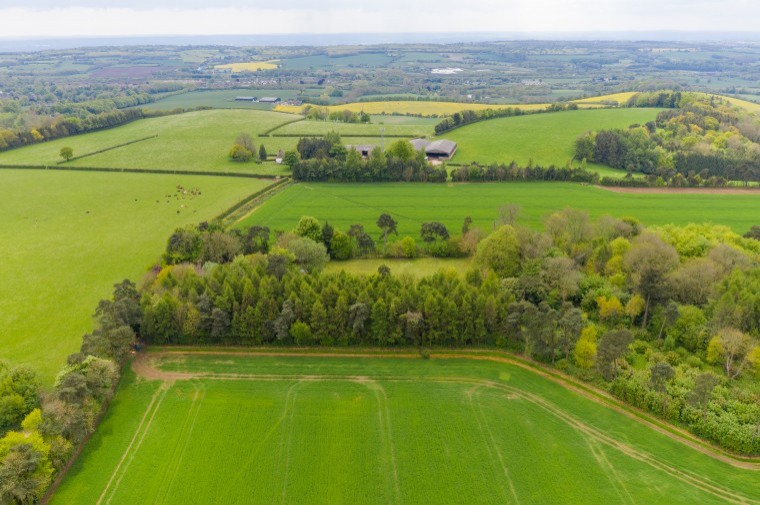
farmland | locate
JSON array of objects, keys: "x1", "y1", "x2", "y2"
[
  {"x1": 0, "y1": 170, "x2": 274, "y2": 381},
  {"x1": 214, "y1": 60, "x2": 280, "y2": 72},
  {"x1": 274, "y1": 100, "x2": 588, "y2": 116},
  {"x1": 238, "y1": 182, "x2": 760, "y2": 238},
  {"x1": 50, "y1": 353, "x2": 760, "y2": 504},
  {"x1": 0, "y1": 109, "x2": 296, "y2": 174},
  {"x1": 446, "y1": 108, "x2": 662, "y2": 167}
]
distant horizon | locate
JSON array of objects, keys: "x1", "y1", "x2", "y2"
[{"x1": 2, "y1": 31, "x2": 760, "y2": 52}]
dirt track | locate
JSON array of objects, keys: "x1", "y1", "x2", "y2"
[{"x1": 132, "y1": 349, "x2": 760, "y2": 471}]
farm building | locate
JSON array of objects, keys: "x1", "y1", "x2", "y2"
[
  {"x1": 346, "y1": 144, "x2": 377, "y2": 158},
  {"x1": 234, "y1": 96, "x2": 257, "y2": 102},
  {"x1": 259, "y1": 97, "x2": 281, "y2": 103},
  {"x1": 410, "y1": 138, "x2": 458, "y2": 160}
]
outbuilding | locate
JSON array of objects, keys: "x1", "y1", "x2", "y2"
[
  {"x1": 259, "y1": 97, "x2": 281, "y2": 103},
  {"x1": 409, "y1": 138, "x2": 458, "y2": 160}
]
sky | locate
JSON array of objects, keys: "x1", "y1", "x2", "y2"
[{"x1": 0, "y1": 0, "x2": 758, "y2": 38}]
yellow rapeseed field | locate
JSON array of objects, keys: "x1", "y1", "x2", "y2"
[
  {"x1": 215, "y1": 60, "x2": 280, "y2": 72},
  {"x1": 572, "y1": 92, "x2": 639, "y2": 104}
]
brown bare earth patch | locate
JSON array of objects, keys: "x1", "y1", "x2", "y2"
[
  {"x1": 597, "y1": 186, "x2": 760, "y2": 195},
  {"x1": 131, "y1": 349, "x2": 760, "y2": 471}
]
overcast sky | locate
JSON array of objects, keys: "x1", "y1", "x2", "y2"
[{"x1": 0, "y1": 0, "x2": 757, "y2": 38}]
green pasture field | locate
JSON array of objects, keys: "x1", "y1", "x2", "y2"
[
  {"x1": 270, "y1": 119, "x2": 434, "y2": 138},
  {"x1": 0, "y1": 109, "x2": 295, "y2": 174},
  {"x1": 445, "y1": 108, "x2": 662, "y2": 171},
  {"x1": 140, "y1": 89, "x2": 304, "y2": 111},
  {"x1": 50, "y1": 354, "x2": 760, "y2": 504},
  {"x1": 238, "y1": 182, "x2": 760, "y2": 237},
  {"x1": 0, "y1": 170, "x2": 273, "y2": 381},
  {"x1": 324, "y1": 257, "x2": 473, "y2": 277}
]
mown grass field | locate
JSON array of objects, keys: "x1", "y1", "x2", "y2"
[
  {"x1": 445, "y1": 108, "x2": 662, "y2": 168},
  {"x1": 0, "y1": 170, "x2": 273, "y2": 381},
  {"x1": 50, "y1": 354, "x2": 760, "y2": 504},
  {"x1": 238, "y1": 182, "x2": 760, "y2": 237},
  {"x1": 0, "y1": 109, "x2": 296, "y2": 174}
]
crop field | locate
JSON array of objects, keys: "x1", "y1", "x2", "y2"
[
  {"x1": 50, "y1": 353, "x2": 760, "y2": 504},
  {"x1": 0, "y1": 110, "x2": 296, "y2": 174},
  {"x1": 238, "y1": 182, "x2": 760, "y2": 237},
  {"x1": 141, "y1": 89, "x2": 304, "y2": 110},
  {"x1": 214, "y1": 60, "x2": 280, "y2": 72},
  {"x1": 0, "y1": 170, "x2": 274, "y2": 381},
  {"x1": 446, "y1": 108, "x2": 662, "y2": 168},
  {"x1": 572, "y1": 91, "x2": 638, "y2": 104}
]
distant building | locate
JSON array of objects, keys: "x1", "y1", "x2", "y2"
[
  {"x1": 234, "y1": 96, "x2": 257, "y2": 102},
  {"x1": 346, "y1": 144, "x2": 377, "y2": 158},
  {"x1": 259, "y1": 97, "x2": 281, "y2": 103},
  {"x1": 410, "y1": 138, "x2": 458, "y2": 160}
]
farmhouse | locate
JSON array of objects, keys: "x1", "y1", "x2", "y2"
[
  {"x1": 410, "y1": 138, "x2": 458, "y2": 160},
  {"x1": 259, "y1": 97, "x2": 281, "y2": 103}
]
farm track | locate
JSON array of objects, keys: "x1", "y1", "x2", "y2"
[
  {"x1": 132, "y1": 350, "x2": 760, "y2": 471},
  {"x1": 132, "y1": 351, "x2": 760, "y2": 504}
]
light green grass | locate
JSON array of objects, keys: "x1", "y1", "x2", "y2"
[
  {"x1": 238, "y1": 182, "x2": 760, "y2": 237},
  {"x1": 0, "y1": 170, "x2": 273, "y2": 381},
  {"x1": 0, "y1": 109, "x2": 295, "y2": 174},
  {"x1": 50, "y1": 355, "x2": 760, "y2": 504},
  {"x1": 324, "y1": 257, "x2": 473, "y2": 277},
  {"x1": 445, "y1": 108, "x2": 662, "y2": 174}
]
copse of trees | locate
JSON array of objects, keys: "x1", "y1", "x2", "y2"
[
  {"x1": 302, "y1": 105, "x2": 370, "y2": 123},
  {"x1": 577, "y1": 92, "x2": 760, "y2": 184}
]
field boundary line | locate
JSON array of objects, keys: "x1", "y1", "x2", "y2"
[
  {"x1": 0, "y1": 164, "x2": 282, "y2": 179},
  {"x1": 135, "y1": 348, "x2": 760, "y2": 469},
  {"x1": 56, "y1": 135, "x2": 158, "y2": 164},
  {"x1": 97, "y1": 384, "x2": 169, "y2": 505}
]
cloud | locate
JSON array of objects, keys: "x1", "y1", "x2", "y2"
[{"x1": 0, "y1": 2, "x2": 759, "y2": 38}]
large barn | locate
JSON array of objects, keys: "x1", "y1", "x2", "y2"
[{"x1": 410, "y1": 138, "x2": 458, "y2": 160}]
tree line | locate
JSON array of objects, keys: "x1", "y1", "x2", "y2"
[
  {"x1": 0, "y1": 106, "x2": 194, "y2": 153},
  {"x1": 434, "y1": 102, "x2": 579, "y2": 135},
  {"x1": 0, "y1": 282, "x2": 137, "y2": 503}
]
